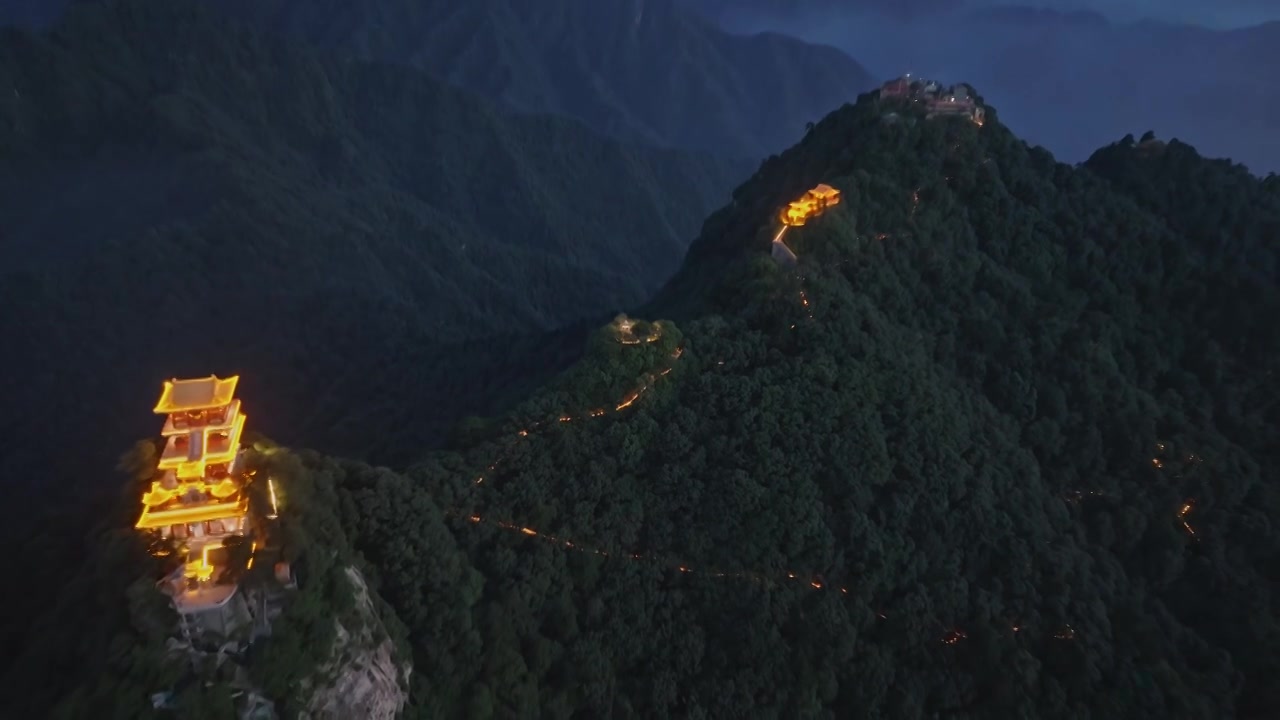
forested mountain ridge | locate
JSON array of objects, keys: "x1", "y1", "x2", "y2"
[
  {"x1": 1085, "y1": 135, "x2": 1280, "y2": 288},
  {"x1": 208, "y1": 0, "x2": 877, "y2": 158},
  {"x1": 362, "y1": 96, "x2": 1280, "y2": 716}
]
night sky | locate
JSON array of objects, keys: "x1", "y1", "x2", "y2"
[
  {"x1": 703, "y1": 0, "x2": 1280, "y2": 29},
  {"x1": 980, "y1": 0, "x2": 1279, "y2": 28}
]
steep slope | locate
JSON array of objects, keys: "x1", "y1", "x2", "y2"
[
  {"x1": 1085, "y1": 134, "x2": 1279, "y2": 305},
  {"x1": 313, "y1": 92, "x2": 1274, "y2": 716},
  {"x1": 212, "y1": 0, "x2": 877, "y2": 158},
  {"x1": 1, "y1": 442, "x2": 414, "y2": 720}
]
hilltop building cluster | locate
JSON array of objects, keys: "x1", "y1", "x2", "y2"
[
  {"x1": 137, "y1": 375, "x2": 292, "y2": 642},
  {"x1": 879, "y1": 75, "x2": 985, "y2": 125},
  {"x1": 612, "y1": 314, "x2": 662, "y2": 345}
]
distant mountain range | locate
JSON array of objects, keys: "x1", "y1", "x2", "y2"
[
  {"x1": 686, "y1": 0, "x2": 965, "y2": 22},
  {"x1": 187, "y1": 0, "x2": 871, "y2": 159},
  {"x1": 685, "y1": 1, "x2": 1280, "y2": 174},
  {"x1": 6, "y1": 2, "x2": 1275, "y2": 171},
  {"x1": 0, "y1": 0, "x2": 877, "y2": 158}
]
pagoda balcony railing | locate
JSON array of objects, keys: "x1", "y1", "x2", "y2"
[{"x1": 163, "y1": 400, "x2": 239, "y2": 436}]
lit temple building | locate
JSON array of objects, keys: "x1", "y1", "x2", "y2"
[
  {"x1": 780, "y1": 183, "x2": 841, "y2": 227},
  {"x1": 878, "y1": 75, "x2": 986, "y2": 125},
  {"x1": 139, "y1": 375, "x2": 253, "y2": 638}
]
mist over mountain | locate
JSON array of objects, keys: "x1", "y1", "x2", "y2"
[
  {"x1": 684, "y1": 0, "x2": 1280, "y2": 29},
  {"x1": 0, "y1": 0, "x2": 876, "y2": 159},
  {"x1": 182, "y1": 0, "x2": 871, "y2": 159},
  {"x1": 686, "y1": 1, "x2": 1280, "y2": 174}
]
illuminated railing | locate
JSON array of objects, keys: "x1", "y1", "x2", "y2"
[{"x1": 136, "y1": 498, "x2": 248, "y2": 529}]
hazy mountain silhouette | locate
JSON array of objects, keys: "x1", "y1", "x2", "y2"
[
  {"x1": 203, "y1": 0, "x2": 876, "y2": 159},
  {"x1": 687, "y1": 1, "x2": 1280, "y2": 174}
]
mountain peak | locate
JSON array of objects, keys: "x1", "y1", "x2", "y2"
[
  {"x1": 372, "y1": 68, "x2": 1279, "y2": 716},
  {"x1": 653, "y1": 75, "x2": 996, "y2": 314}
]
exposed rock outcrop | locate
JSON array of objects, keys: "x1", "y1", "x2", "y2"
[{"x1": 300, "y1": 567, "x2": 411, "y2": 720}]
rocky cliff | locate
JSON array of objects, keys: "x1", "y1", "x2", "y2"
[{"x1": 300, "y1": 567, "x2": 411, "y2": 720}]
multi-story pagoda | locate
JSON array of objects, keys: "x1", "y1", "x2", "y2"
[{"x1": 139, "y1": 375, "x2": 253, "y2": 637}]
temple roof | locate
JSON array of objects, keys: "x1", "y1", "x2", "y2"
[{"x1": 154, "y1": 375, "x2": 239, "y2": 414}]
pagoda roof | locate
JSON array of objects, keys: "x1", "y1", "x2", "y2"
[
  {"x1": 154, "y1": 375, "x2": 239, "y2": 414},
  {"x1": 811, "y1": 184, "x2": 840, "y2": 199}
]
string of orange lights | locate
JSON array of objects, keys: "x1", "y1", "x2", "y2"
[
  {"x1": 453, "y1": 340, "x2": 1071, "y2": 647},
  {"x1": 474, "y1": 346, "x2": 684, "y2": 486},
  {"x1": 1151, "y1": 440, "x2": 1204, "y2": 540},
  {"x1": 451, "y1": 508, "x2": 1074, "y2": 645},
  {"x1": 776, "y1": 219, "x2": 812, "y2": 325},
  {"x1": 452, "y1": 193, "x2": 1094, "y2": 648},
  {"x1": 450, "y1": 509, "x2": 841, "y2": 591},
  {"x1": 455, "y1": 339, "x2": 866, "y2": 604},
  {"x1": 1178, "y1": 500, "x2": 1198, "y2": 540},
  {"x1": 798, "y1": 287, "x2": 814, "y2": 319}
]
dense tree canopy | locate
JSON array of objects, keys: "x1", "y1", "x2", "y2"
[{"x1": 332, "y1": 97, "x2": 1277, "y2": 717}]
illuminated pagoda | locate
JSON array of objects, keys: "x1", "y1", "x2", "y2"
[{"x1": 139, "y1": 375, "x2": 253, "y2": 638}]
